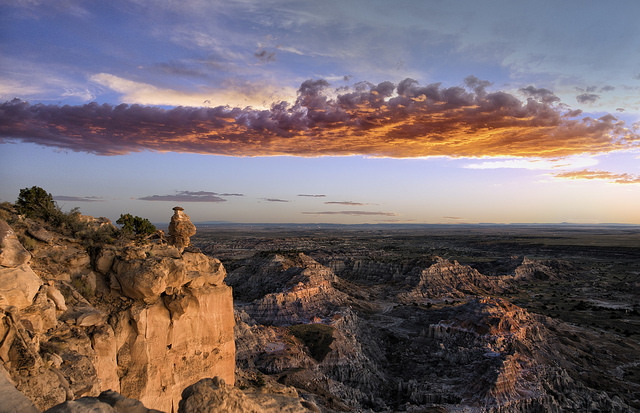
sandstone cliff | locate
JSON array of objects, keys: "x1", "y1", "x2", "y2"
[{"x1": 0, "y1": 215, "x2": 235, "y2": 412}]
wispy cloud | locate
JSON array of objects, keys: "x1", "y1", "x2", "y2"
[
  {"x1": 324, "y1": 201, "x2": 366, "y2": 206},
  {"x1": 302, "y1": 210, "x2": 396, "y2": 216},
  {"x1": 465, "y1": 156, "x2": 599, "y2": 170},
  {"x1": 139, "y1": 190, "x2": 233, "y2": 202},
  {"x1": 298, "y1": 194, "x2": 326, "y2": 197},
  {"x1": 2, "y1": 77, "x2": 638, "y2": 158},
  {"x1": 89, "y1": 73, "x2": 295, "y2": 109},
  {"x1": 553, "y1": 169, "x2": 640, "y2": 184},
  {"x1": 263, "y1": 198, "x2": 289, "y2": 202},
  {"x1": 443, "y1": 216, "x2": 462, "y2": 220},
  {"x1": 53, "y1": 195, "x2": 103, "y2": 202}
]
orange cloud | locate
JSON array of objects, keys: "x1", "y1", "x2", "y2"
[
  {"x1": 1, "y1": 78, "x2": 638, "y2": 158},
  {"x1": 553, "y1": 169, "x2": 640, "y2": 184}
]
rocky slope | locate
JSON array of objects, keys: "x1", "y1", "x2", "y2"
[
  {"x1": 0, "y1": 213, "x2": 235, "y2": 412},
  {"x1": 226, "y1": 249, "x2": 639, "y2": 412}
]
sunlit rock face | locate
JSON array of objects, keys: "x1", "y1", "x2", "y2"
[
  {"x1": 168, "y1": 206, "x2": 196, "y2": 253},
  {"x1": 398, "y1": 257, "x2": 512, "y2": 303},
  {"x1": 227, "y1": 252, "x2": 347, "y2": 325},
  {"x1": 0, "y1": 214, "x2": 235, "y2": 412}
]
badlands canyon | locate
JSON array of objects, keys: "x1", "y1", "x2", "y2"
[{"x1": 1, "y1": 201, "x2": 639, "y2": 412}]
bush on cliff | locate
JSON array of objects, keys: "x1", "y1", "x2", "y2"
[
  {"x1": 13, "y1": 186, "x2": 116, "y2": 243},
  {"x1": 116, "y1": 213, "x2": 156, "y2": 236},
  {"x1": 16, "y1": 186, "x2": 59, "y2": 222}
]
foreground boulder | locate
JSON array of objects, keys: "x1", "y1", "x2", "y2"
[
  {"x1": 178, "y1": 377, "x2": 312, "y2": 413},
  {"x1": 44, "y1": 390, "x2": 163, "y2": 413}
]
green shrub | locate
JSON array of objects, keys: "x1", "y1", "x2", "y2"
[
  {"x1": 16, "y1": 186, "x2": 58, "y2": 222},
  {"x1": 116, "y1": 213, "x2": 156, "y2": 236}
]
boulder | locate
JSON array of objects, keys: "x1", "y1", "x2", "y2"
[
  {"x1": 0, "y1": 219, "x2": 31, "y2": 267},
  {"x1": 178, "y1": 377, "x2": 309, "y2": 413},
  {"x1": 94, "y1": 248, "x2": 117, "y2": 275},
  {"x1": 112, "y1": 255, "x2": 184, "y2": 303},
  {"x1": 44, "y1": 390, "x2": 163, "y2": 413},
  {"x1": 0, "y1": 264, "x2": 42, "y2": 310},
  {"x1": 26, "y1": 221, "x2": 55, "y2": 243},
  {"x1": 111, "y1": 246, "x2": 227, "y2": 304},
  {"x1": 45, "y1": 284, "x2": 67, "y2": 311}
]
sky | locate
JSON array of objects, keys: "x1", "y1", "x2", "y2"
[{"x1": 1, "y1": 0, "x2": 639, "y2": 225}]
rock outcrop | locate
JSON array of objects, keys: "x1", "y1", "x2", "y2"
[
  {"x1": 168, "y1": 207, "x2": 196, "y2": 252},
  {"x1": 398, "y1": 257, "x2": 511, "y2": 303},
  {"x1": 227, "y1": 252, "x2": 347, "y2": 325},
  {"x1": 44, "y1": 390, "x2": 163, "y2": 413},
  {"x1": 0, "y1": 219, "x2": 31, "y2": 267},
  {"x1": 0, "y1": 211, "x2": 235, "y2": 412},
  {"x1": 513, "y1": 257, "x2": 575, "y2": 280},
  {"x1": 178, "y1": 377, "x2": 311, "y2": 413}
]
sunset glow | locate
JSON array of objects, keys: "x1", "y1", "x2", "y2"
[{"x1": 1, "y1": 1, "x2": 639, "y2": 224}]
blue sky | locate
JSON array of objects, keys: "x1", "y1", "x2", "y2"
[{"x1": 1, "y1": 0, "x2": 639, "y2": 224}]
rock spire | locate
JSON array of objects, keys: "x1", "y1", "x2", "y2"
[{"x1": 168, "y1": 206, "x2": 196, "y2": 252}]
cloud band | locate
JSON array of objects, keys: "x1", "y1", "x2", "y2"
[{"x1": 1, "y1": 78, "x2": 637, "y2": 158}]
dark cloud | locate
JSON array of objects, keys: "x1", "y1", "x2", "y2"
[
  {"x1": 519, "y1": 86, "x2": 560, "y2": 104},
  {"x1": 219, "y1": 193, "x2": 244, "y2": 197},
  {"x1": 553, "y1": 169, "x2": 640, "y2": 184},
  {"x1": 324, "y1": 201, "x2": 366, "y2": 206},
  {"x1": 139, "y1": 190, "x2": 226, "y2": 202},
  {"x1": 1, "y1": 76, "x2": 638, "y2": 158},
  {"x1": 263, "y1": 198, "x2": 289, "y2": 202},
  {"x1": 153, "y1": 61, "x2": 206, "y2": 78},
  {"x1": 464, "y1": 75, "x2": 492, "y2": 96},
  {"x1": 297, "y1": 194, "x2": 326, "y2": 197},
  {"x1": 616, "y1": 108, "x2": 625, "y2": 112},
  {"x1": 301, "y1": 211, "x2": 396, "y2": 216},
  {"x1": 53, "y1": 195, "x2": 103, "y2": 202},
  {"x1": 254, "y1": 49, "x2": 276, "y2": 63},
  {"x1": 576, "y1": 93, "x2": 600, "y2": 104},
  {"x1": 600, "y1": 85, "x2": 615, "y2": 92},
  {"x1": 443, "y1": 216, "x2": 462, "y2": 220}
]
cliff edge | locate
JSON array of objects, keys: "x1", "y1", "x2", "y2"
[{"x1": 0, "y1": 208, "x2": 234, "y2": 412}]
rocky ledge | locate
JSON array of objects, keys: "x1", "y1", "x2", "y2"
[{"x1": 0, "y1": 210, "x2": 235, "y2": 412}]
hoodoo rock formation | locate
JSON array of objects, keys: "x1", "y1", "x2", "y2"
[
  {"x1": 168, "y1": 206, "x2": 196, "y2": 252},
  {"x1": 0, "y1": 208, "x2": 235, "y2": 412}
]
